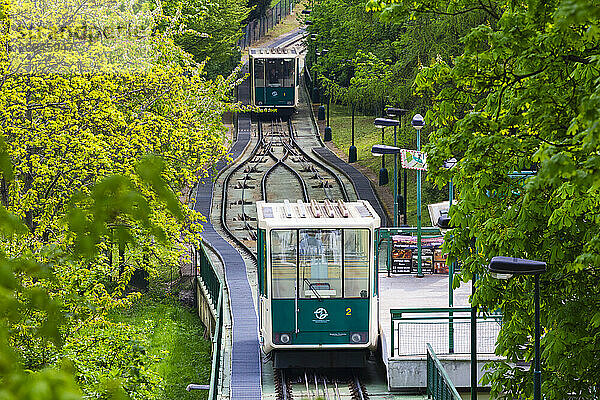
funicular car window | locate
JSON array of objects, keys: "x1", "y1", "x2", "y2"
[
  {"x1": 271, "y1": 230, "x2": 297, "y2": 299},
  {"x1": 267, "y1": 59, "x2": 281, "y2": 87},
  {"x1": 299, "y1": 229, "x2": 342, "y2": 298},
  {"x1": 254, "y1": 59, "x2": 265, "y2": 87},
  {"x1": 343, "y1": 229, "x2": 370, "y2": 298},
  {"x1": 282, "y1": 59, "x2": 294, "y2": 87}
]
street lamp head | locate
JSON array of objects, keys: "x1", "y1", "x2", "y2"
[
  {"x1": 436, "y1": 214, "x2": 452, "y2": 230},
  {"x1": 371, "y1": 144, "x2": 402, "y2": 156},
  {"x1": 488, "y1": 256, "x2": 547, "y2": 278},
  {"x1": 443, "y1": 158, "x2": 458, "y2": 169},
  {"x1": 374, "y1": 117, "x2": 400, "y2": 128},
  {"x1": 386, "y1": 108, "x2": 408, "y2": 117},
  {"x1": 411, "y1": 113, "x2": 425, "y2": 130}
]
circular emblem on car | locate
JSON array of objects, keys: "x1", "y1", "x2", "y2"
[
  {"x1": 271, "y1": 91, "x2": 278, "y2": 97},
  {"x1": 314, "y1": 307, "x2": 328, "y2": 320}
]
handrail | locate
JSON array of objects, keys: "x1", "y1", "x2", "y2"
[
  {"x1": 379, "y1": 226, "x2": 442, "y2": 237},
  {"x1": 391, "y1": 307, "x2": 472, "y2": 318},
  {"x1": 197, "y1": 242, "x2": 224, "y2": 400},
  {"x1": 198, "y1": 241, "x2": 222, "y2": 310},
  {"x1": 207, "y1": 288, "x2": 223, "y2": 400},
  {"x1": 390, "y1": 307, "x2": 502, "y2": 357},
  {"x1": 426, "y1": 343, "x2": 462, "y2": 400}
]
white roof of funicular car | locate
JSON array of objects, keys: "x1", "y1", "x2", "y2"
[
  {"x1": 256, "y1": 200, "x2": 381, "y2": 230},
  {"x1": 249, "y1": 47, "x2": 300, "y2": 59}
]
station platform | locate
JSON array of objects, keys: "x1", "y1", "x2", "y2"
[{"x1": 378, "y1": 273, "x2": 502, "y2": 391}]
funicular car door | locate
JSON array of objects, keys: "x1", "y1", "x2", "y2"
[
  {"x1": 295, "y1": 229, "x2": 353, "y2": 345},
  {"x1": 270, "y1": 229, "x2": 297, "y2": 342},
  {"x1": 296, "y1": 228, "x2": 371, "y2": 345}
]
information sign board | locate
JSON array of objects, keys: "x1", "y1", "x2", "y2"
[{"x1": 401, "y1": 149, "x2": 427, "y2": 170}]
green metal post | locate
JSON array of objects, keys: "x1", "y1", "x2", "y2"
[
  {"x1": 403, "y1": 169, "x2": 408, "y2": 226},
  {"x1": 416, "y1": 127, "x2": 423, "y2": 278},
  {"x1": 393, "y1": 125, "x2": 398, "y2": 227},
  {"x1": 471, "y1": 274, "x2": 478, "y2": 399},
  {"x1": 387, "y1": 237, "x2": 391, "y2": 277},
  {"x1": 534, "y1": 274, "x2": 541, "y2": 400},
  {"x1": 449, "y1": 178, "x2": 454, "y2": 353},
  {"x1": 390, "y1": 315, "x2": 395, "y2": 357}
]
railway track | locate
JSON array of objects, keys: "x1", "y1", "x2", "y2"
[
  {"x1": 221, "y1": 116, "x2": 349, "y2": 259},
  {"x1": 275, "y1": 369, "x2": 370, "y2": 400}
]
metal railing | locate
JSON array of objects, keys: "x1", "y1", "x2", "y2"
[
  {"x1": 208, "y1": 288, "x2": 223, "y2": 400},
  {"x1": 198, "y1": 242, "x2": 221, "y2": 310},
  {"x1": 427, "y1": 343, "x2": 462, "y2": 400},
  {"x1": 238, "y1": 0, "x2": 298, "y2": 50},
  {"x1": 390, "y1": 308, "x2": 502, "y2": 357},
  {"x1": 196, "y1": 242, "x2": 224, "y2": 400}
]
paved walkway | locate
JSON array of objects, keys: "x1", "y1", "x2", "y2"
[{"x1": 194, "y1": 109, "x2": 260, "y2": 398}]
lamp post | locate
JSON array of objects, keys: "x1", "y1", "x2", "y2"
[
  {"x1": 317, "y1": 49, "x2": 328, "y2": 120},
  {"x1": 374, "y1": 118, "x2": 400, "y2": 226},
  {"x1": 324, "y1": 94, "x2": 332, "y2": 141},
  {"x1": 348, "y1": 103, "x2": 357, "y2": 163},
  {"x1": 488, "y1": 256, "x2": 546, "y2": 400},
  {"x1": 411, "y1": 113, "x2": 425, "y2": 278},
  {"x1": 386, "y1": 107, "x2": 408, "y2": 224},
  {"x1": 377, "y1": 125, "x2": 389, "y2": 187},
  {"x1": 441, "y1": 157, "x2": 457, "y2": 310}
]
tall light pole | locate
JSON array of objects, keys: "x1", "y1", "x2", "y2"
[
  {"x1": 374, "y1": 118, "x2": 400, "y2": 226},
  {"x1": 411, "y1": 113, "x2": 425, "y2": 278},
  {"x1": 386, "y1": 107, "x2": 408, "y2": 224},
  {"x1": 378, "y1": 125, "x2": 389, "y2": 187},
  {"x1": 488, "y1": 256, "x2": 547, "y2": 400},
  {"x1": 442, "y1": 157, "x2": 457, "y2": 309},
  {"x1": 348, "y1": 103, "x2": 357, "y2": 163}
]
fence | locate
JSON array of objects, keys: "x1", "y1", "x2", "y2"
[
  {"x1": 376, "y1": 226, "x2": 460, "y2": 276},
  {"x1": 426, "y1": 343, "x2": 462, "y2": 400},
  {"x1": 390, "y1": 308, "x2": 502, "y2": 357},
  {"x1": 198, "y1": 242, "x2": 221, "y2": 310},
  {"x1": 195, "y1": 242, "x2": 224, "y2": 400},
  {"x1": 238, "y1": 0, "x2": 298, "y2": 50}
]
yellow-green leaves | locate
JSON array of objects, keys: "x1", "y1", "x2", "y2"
[{"x1": 1, "y1": 0, "x2": 238, "y2": 398}]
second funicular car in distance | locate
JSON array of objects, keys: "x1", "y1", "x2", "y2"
[
  {"x1": 256, "y1": 199, "x2": 381, "y2": 368},
  {"x1": 249, "y1": 47, "x2": 300, "y2": 112}
]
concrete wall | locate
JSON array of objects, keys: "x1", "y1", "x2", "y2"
[{"x1": 387, "y1": 354, "x2": 503, "y2": 390}]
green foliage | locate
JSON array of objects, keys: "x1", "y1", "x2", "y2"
[
  {"x1": 161, "y1": 0, "x2": 250, "y2": 79},
  {"x1": 327, "y1": 103, "x2": 442, "y2": 224},
  {"x1": 1, "y1": 0, "x2": 235, "y2": 398},
  {"x1": 377, "y1": 0, "x2": 600, "y2": 397},
  {"x1": 306, "y1": 0, "x2": 486, "y2": 113},
  {"x1": 112, "y1": 294, "x2": 211, "y2": 400}
]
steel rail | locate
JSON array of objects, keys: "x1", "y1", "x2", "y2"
[
  {"x1": 287, "y1": 119, "x2": 349, "y2": 201},
  {"x1": 220, "y1": 122, "x2": 267, "y2": 261},
  {"x1": 260, "y1": 119, "x2": 310, "y2": 202}
]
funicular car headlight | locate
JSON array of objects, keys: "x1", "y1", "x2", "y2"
[
  {"x1": 274, "y1": 333, "x2": 292, "y2": 344},
  {"x1": 350, "y1": 332, "x2": 368, "y2": 344}
]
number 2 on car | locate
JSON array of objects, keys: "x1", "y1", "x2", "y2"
[{"x1": 346, "y1": 307, "x2": 352, "y2": 316}]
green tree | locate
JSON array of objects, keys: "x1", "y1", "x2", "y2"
[
  {"x1": 161, "y1": 0, "x2": 250, "y2": 78},
  {"x1": 306, "y1": 0, "x2": 485, "y2": 112},
  {"x1": 373, "y1": 0, "x2": 600, "y2": 397},
  {"x1": 1, "y1": 0, "x2": 240, "y2": 397}
]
